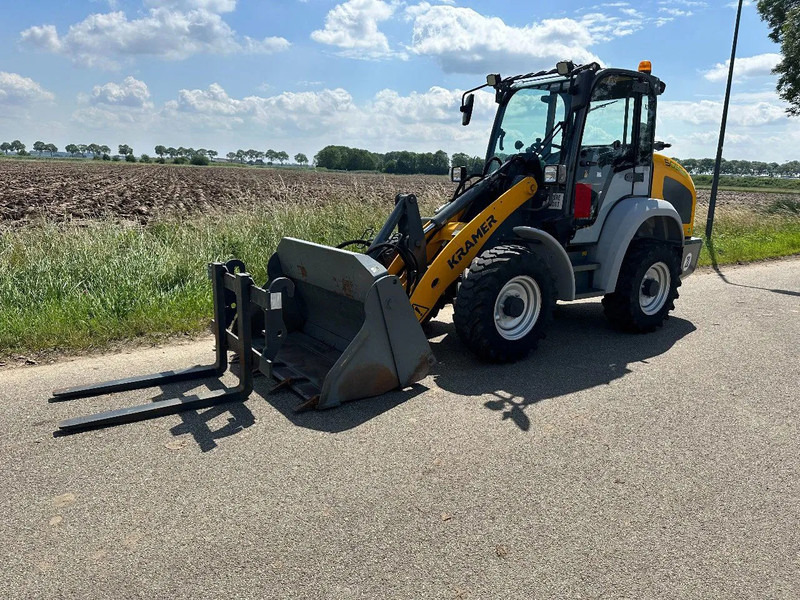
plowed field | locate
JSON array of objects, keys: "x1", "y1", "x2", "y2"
[{"x1": 0, "y1": 160, "x2": 452, "y2": 227}]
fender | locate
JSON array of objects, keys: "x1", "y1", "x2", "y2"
[
  {"x1": 512, "y1": 226, "x2": 576, "y2": 301},
  {"x1": 591, "y1": 197, "x2": 683, "y2": 293}
]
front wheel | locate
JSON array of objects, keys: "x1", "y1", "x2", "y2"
[
  {"x1": 602, "y1": 241, "x2": 681, "y2": 332},
  {"x1": 454, "y1": 245, "x2": 555, "y2": 362}
]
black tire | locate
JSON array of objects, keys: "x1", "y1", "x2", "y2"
[
  {"x1": 454, "y1": 245, "x2": 555, "y2": 362},
  {"x1": 602, "y1": 241, "x2": 681, "y2": 332}
]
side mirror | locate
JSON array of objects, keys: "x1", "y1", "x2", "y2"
[
  {"x1": 450, "y1": 166, "x2": 467, "y2": 183},
  {"x1": 460, "y1": 93, "x2": 474, "y2": 126}
]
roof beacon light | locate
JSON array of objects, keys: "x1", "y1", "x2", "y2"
[{"x1": 638, "y1": 60, "x2": 652, "y2": 74}]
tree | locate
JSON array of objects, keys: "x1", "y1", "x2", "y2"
[
  {"x1": 45, "y1": 143, "x2": 58, "y2": 157},
  {"x1": 154, "y1": 145, "x2": 167, "y2": 158},
  {"x1": 100, "y1": 145, "x2": 110, "y2": 156},
  {"x1": 10, "y1": 140, "x2": 26, "y2": 154},
  {"x1": 65, "y1": 143, "x2": 78, "y2": 156},
  {"x1": 265, "y1": 149, "x2": 277, "y2": 164},
  {"x1": 276, "y1": 151, "x2": 289, "y2": 165},
  {"x1": 207, "y1": 150, "x2": 218, "y2": 160},
  {"x1": 758, "y1": 0, "x2": 800, "y2": 115},
  {"x1": 451, "y1": 152, "x2": 485, "y2": 175},
  {"x1": 226, "y1": 151, "x2": 236, "y2": 161},
  {"x1": 167, "y1": 147, "x2": 177, "y2": 159},
  {"x1": 236, "y1": 149, "x2": 245, "y2": 163},
  {"x1": 33, "y1": 141, "x2": 46, "y2": 155},
  {"x1": 0, "y1": 142, "x2": 10, "y2": 154},
  {"x1": 118, "y1": 144, "x2": 132, "y2": 156},
  {"x1": 78, "y1": 144, "x2": 88, "y2": 157},
  {"x1": 294, "y1": 152, "x2": 308, "y2": 166}
]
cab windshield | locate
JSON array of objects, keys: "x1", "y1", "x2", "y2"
[{"x1": 487, "y1": 83, "x2": 571, "y2": 168}]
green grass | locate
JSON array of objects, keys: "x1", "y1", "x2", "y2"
[
  {"x1": 695, "y1": 202, "x2": 800, "y2": 266},
  {"x1": 0, "y1": 201, "x2": 393, "y2": 358},
  {"x1": 1, "y1": 200, "x2": 798, "y2": 358}
]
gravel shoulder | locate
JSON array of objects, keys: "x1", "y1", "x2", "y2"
[{"x1": 2, "y1": 258, "x2": 798, "y2": 599}]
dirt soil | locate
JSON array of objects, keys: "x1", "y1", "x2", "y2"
[
  {"x1": 2, "y1": 159, "x2": 795, "y2": 228},
  {"x1": 0, "y1": 160, "x2": 453, "y2": 227}
]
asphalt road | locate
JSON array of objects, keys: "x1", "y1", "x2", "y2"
[{"x1": 2, "y1": 258, "x2": 798, "y2": 599}]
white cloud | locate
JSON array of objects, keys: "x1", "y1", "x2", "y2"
[
  {"x1": 406, "y1": 4, "x2": 601, "y2": 74},
  {"x1": 163, "y1": 85, "x2": 358, "y2": 133},
  {"x1": 72, "y1": 106, "x2": 151, "y2": 131},
  {"x1": 143, "y1": 0, "x2": 237, "y2": 12},
  {"x1": 704, "y1": 53, "x2": 781, "y2": 82},
  {"x1": 658, "y1": 7, "x2": 693, "y2": 16},
  {"x1": 87, "y1": 76, "x2": 153, "y2": 109},
  {"x1": 311, "y1": 0, "x2": 397, "y2": 59},
  {"x1": 0, "y1": 72, "x2": 55, "y2": 105},
  {"x1": 659, "y1": 98, "x2": 786, "y2": 127},
  {"x1": 657, "y1": 0, "x2": 707, "y2": 7},
  {"x1": 19, "y1": 7, "x2": 289, "y2": 69},
  {"x1": 580, "y1": 11, "x2": 645, "y2": 41},
  {"x1": 158, "y1": 82, "x2": 495, "y2": 153}
]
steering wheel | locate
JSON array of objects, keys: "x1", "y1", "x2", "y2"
[{"x1": 597, "y1": 141, "x2": 623, "y2": 167}]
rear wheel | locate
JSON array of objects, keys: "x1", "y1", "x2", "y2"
[
  {"x1": 602, "y1": 241, "x2": 681, "y2": 332},
  {"x1": 454, "y1": 245, "x2": 555, "y2": 362}
]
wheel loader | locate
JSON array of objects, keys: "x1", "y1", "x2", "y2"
[{"x1": 52, "y1": 60, "x2": 702, "y2": 433}]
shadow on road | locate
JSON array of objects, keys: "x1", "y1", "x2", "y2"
[
  {"x1": 427, "y1": 301, "x2": 696, "y2": 432},
  {"x1": 707, "y1": 240, "x2": 800, "y2": 297},
  {"x1": 51, "y1": 301, "x2": 696, "y2": 446}
]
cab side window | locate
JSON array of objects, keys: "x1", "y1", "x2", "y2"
[{"x1": 576, "y1": 74, "x2": 656, "y2": 211}]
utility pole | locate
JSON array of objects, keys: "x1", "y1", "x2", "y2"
[{"x1": 706, "y1": 0, "x2": 744, "y2": 240}]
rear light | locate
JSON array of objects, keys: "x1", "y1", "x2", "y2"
[{"x1": 574, "y1": 183, "x2": 592, "y2": 219}]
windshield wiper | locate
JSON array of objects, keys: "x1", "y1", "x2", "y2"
[{"x1": 588, "y1": 99, "x2": 618, "y2": 113}]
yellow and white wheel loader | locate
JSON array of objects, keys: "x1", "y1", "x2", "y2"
[{"x1": 52, "y1": 61, "x2": 702, "y2": 432}]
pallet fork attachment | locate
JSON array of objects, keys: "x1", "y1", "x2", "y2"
[
  {"x1": 51, "y1": 261, "x2": 292, "y2": 433},
  {"x1": 51, "y1": 241, "x2": 435, "y2": 434}
]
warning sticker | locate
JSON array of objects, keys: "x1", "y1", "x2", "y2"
[{"x1": 412, "y1": 304, "x2": 429, "y2": 319}]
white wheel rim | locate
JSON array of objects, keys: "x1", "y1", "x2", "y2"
[
  {"x1": 639, "y1": 262, "x2": 671, "y2": 315},
  {"x1": 493, "y1": 275, "x2": 541, "y2": 340}
]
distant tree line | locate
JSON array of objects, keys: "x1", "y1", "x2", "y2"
[
  {"x1": 314, "y1": 145, "x2": 456, "y2": 174},
  {"x1": 0, "y1": 140, "x2": 29, "y2": 155},
  {"x1": 220, "y1": 148, "x2": 298, "y2": 165},
  {"x1": 0, "y1": 139, "x2": 310, "y2": 168},
  {"x1": 677, "y1": 158, "x2": 800, "y2": 178}
]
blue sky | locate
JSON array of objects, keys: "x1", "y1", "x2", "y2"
[{"x1": 0, "y1": 0, "x2": 793, "y2": 161}]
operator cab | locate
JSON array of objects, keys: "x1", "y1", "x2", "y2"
[{"x1": 462, "y1": 61, "x2": 664, "y2": 245}]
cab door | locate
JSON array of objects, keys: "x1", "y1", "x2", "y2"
[{"x1": 570, "y1": 73, "x2": 656, "y2": 245}]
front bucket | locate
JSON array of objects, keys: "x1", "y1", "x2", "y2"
[{"x1": 264, "y1": 237, "x2": 435, "y2": 409}]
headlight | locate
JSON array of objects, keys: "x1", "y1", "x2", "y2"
[{"x1": 543, "y1": 164, "x2": 566, "y2": 184}]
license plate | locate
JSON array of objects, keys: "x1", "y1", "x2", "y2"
[{"x1": 549, "y1": 192, "x2": 564, "y2": 210}]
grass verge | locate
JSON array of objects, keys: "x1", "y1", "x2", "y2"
[
  {"x1": 0, "y1": 201, "x2": 397, "y2": 358},
  {"x1": 1, "y1": 200, "x2": 798, "y2": 358},
  {"x1": 695, "y1": 201, "x2": 800, "y2": 266}
]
